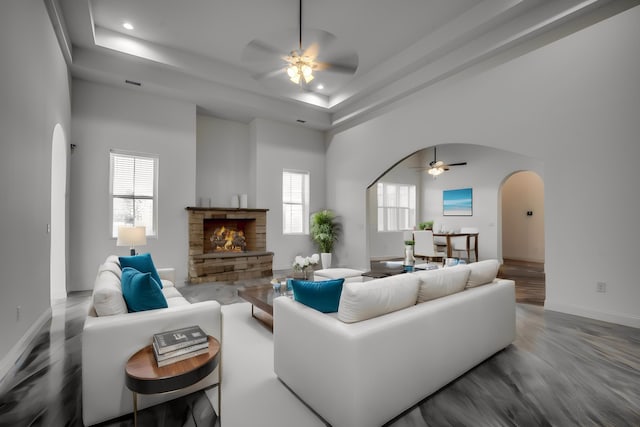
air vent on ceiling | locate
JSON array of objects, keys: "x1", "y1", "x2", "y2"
[{"x1": 125, "y1": 79, "x2": 142, "y2": 87}]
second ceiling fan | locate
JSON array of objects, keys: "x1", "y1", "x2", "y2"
[
  {"x1": 428, "y1": 146, "x2": 467, "y2": 176},
  {"x1": 411, "y1": 146, "x2": 467, "y2": 176}
]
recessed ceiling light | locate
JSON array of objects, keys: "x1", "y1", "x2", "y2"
[
  {"x1": 317, "y1": 84, "x2": 324, "y2": 90},
  {"x1": 123, "y1": 22, "x2": 134, "y2": 30}
]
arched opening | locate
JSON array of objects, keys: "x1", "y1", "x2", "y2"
[
  {"x1": 50, "y1": 124, "x2": 67, "y2": 302},
  {"x1": 499, "y1": 170, "x2": 545, "y2": 305},
  {"x1": 365, "y1": 144, "x2": 544, "y2": 271}
]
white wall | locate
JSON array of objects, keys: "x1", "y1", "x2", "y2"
[
  {"x1": 0, "y1": 0, "x2": 71, "y2": 361},
  {"x1": 70, "y1": 80, "x2": 196, "y2": 290},
  {"x1": 252, "y1": 118, "x2": 326, "y2": 269},
  {"x1": 501, "y1": 171, "x2": 545, "y2": 262},
  {"x1": 196, "y1": 116, "x2": 251, "y2": 208},
  {"x1": 326, "y1": 6, "x2": 640, "y2": 327}
]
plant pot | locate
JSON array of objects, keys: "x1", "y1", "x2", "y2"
[{"x1": 320, "y1": 253, "x2": 332, "y2": 269}]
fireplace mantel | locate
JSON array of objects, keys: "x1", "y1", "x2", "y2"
[{"x1": 186, "y1": 207, "x2": 273, "y2": 283}]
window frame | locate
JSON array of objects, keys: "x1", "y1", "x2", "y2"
[
  {"x1": 109, "y1": 149, "x2": 159, "y2": 238},
  {"x1": 282, "y1": 169, "x2": 310, "y2": 235},
  {"x1": 376, "y1": 182, "x2": 416, "y2": 232}
]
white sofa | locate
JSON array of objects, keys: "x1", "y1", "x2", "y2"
[
  {"x1": 82, "y1": 255, "x2": 222, "y2": 426},
  {"x1": 274, "y1": 260, "x2": 515, "y2": 427}
]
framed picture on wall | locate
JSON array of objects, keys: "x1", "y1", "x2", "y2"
[{"x1": 443, "y1": 188, "x2": 473, "y2": 216}]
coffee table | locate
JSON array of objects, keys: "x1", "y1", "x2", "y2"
[
  {"x1": 125, "y1": 335, "x2": 221, "y2": 426},
  {"x1": 238, "y1": 284, "x2": 281, "y2": 331}
]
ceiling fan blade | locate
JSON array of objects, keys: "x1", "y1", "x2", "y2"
[
  {"x1": 245, "y1": 39, "x2": 284, "y2": 57},
  {"x1": 303, "y1": 43, "x2": 319, "y2": 60},
  {"x1": 252, "y1": 67, "x2": 285, "y2": 81},
  {"x1": 448, "y1": 162, "x2": 467, "y2": 166},
  {"x1": 314, "y1": 60, "x2": 357, "y2": 74}
]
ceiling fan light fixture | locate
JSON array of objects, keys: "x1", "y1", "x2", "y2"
[
  {"x1": 301, "y1": 64, "x2": 314, "y2": 83},
  {"x1": 286, "y1": 58, "x2": 314, "y2": 84},
  {"x1": 428, "y1": 167, "x2": 444, "y2": 176}
]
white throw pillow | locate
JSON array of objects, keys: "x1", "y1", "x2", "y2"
[
  {"x1": 466, "y1": 259, "x2": 500, "y2": 289},
  {"x1": 337, "y1": 274, "x2": 419, "y2": 323},
  {"x1": 92, "y1": 271, "x2": 128, "y2": 316},
  {"x1": 415, "y1": 265, "x2": 471, "y2": 303}
]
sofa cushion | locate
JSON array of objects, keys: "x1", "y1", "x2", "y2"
[
  {"x1": 121, "y1": 267, "x2": 168, "y2": 312},
  {"x1": 466, "y1": 259, "x2": 500, "y2": 289},
  {"x1": 92, "y1": 270, "x2": 128, "y2": 316},
  {"x1": 119, "y1": 253, "x2": 163, "y2": 289},
  {"x1": 415, "y1": 265, "x2": 471, "y2": 303},
  {"x1": 161, "y1": 286, "x2": 184, "y2": 300},
  {"x1": 291, "y1": 278, "x2": 345, "y2": 313},
  {"x1": 337, "y1": 274, "x2": 419, "y2": 323}
]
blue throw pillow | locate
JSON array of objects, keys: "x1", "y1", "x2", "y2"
[
  {"x1": 290, "y1": 278, "x2": 345, "y2": 313},
  {"x1": 121, "y1": 267, "x2": 168, "y2": 312},
  {"x1": 119, "y1": 253, "x2": 163, "y2": 289}
]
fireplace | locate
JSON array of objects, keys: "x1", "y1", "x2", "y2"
[
  {"x1": 203, "y1": 219, "x2": 253, "y2": 253},
  {"x1": 186, "y1": 207, "x2": 273, "y2": 283}
]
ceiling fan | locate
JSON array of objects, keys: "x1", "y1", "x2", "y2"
[
  {"x1": 411, "y1": 146, "x2": 467, "y2": 176},
  {"x1": 244, "y1": 0, "x2": 358, "y2": 86}
]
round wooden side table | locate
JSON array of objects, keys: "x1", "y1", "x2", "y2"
[{"x1": 125, "y1": 335, "x2": 221, "y2": 426}]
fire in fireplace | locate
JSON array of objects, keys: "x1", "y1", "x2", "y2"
[
  {"x1": 203, "y1": 218, "x2": 255, "y2": 253},
  {"x1": 209, "y1": 226, "x2": 246, "y2": 252}
]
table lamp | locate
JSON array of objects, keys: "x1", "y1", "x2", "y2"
[{"x1": 117, "y1": 226, "x2": 147, "y2": 256}]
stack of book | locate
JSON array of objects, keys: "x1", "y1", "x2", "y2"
[{"x1": 152, "y1": 325, "x2": 209, "y2": 367}]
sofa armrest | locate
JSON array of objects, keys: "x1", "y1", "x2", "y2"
[
  {"x1": 157, "y1": 267, "x2": 176, "y2": 284},
  {"x1": 82, "y1": 300, "x2": 221, "y2": 426}
]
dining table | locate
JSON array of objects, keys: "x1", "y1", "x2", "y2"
[{"x1": 433, "y1": 232, "x2": 479, "y2": 261}]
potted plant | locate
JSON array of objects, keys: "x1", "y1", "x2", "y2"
[
  {"x1": 310, "y1": 210, "x2": 341, "y2": 268},
  {"x1": 418, "y1": 221, "x2": 434, "y2": 230}
]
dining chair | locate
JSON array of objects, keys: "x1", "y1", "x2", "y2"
[
  {"x1": 452, "y1": 227, "x2": 479, "y2": 262},
  {"x1": 413, "y1": 230, "x2": 446, "y2": 262}
]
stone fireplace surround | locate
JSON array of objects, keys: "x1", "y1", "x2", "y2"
[{"x1": 187, "y1": 207, "x2": 273, "y2": 283}]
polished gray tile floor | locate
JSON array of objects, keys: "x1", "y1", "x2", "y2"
[{"x1": 1, "y1": 278, "x2": 639, "y2": 426}]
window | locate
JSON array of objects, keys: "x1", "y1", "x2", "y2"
[
  {"x1": 282, "y1": 170, "x2": 309, "y2": 234},
  {"x1": 110, "y1": 150, "x2": 158, "y2": 238},
  {"x1": 377, "y1": 182, "x2": 416, "y2": 231}
]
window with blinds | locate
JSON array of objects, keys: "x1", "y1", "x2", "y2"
[
  {"x1": 282, "y1": 170, "x2": 309, "y2": 234},
  {"x1": 110, "y1": 150, "x2": 158, "y2": 238},
  {"x1": 377, "y1": 182, "x2": 416, "y2": 232}
]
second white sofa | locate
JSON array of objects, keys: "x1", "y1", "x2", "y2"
[{"x1": 274, "y1": 260, "x2": 515, "y2": 427}]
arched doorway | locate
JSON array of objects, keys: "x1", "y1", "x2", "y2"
[
  {"x1": 50, "y1": 124, "x2": 67, "y2": 302},
  {"x1": 500, "y1": 170, "x2": 545, "y2": 305}
]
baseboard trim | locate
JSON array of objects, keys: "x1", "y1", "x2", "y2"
[
  {"x1": 544, "y1": 300, "x2": 640, "y2": 329},
  {"x1": 0, "y1": 308, "x2": 52, "y2": 392}
]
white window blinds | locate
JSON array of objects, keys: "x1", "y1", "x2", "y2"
[
  {"x1": 282, "y1": 170, "x2": 309, "y2": 234},
  {"x1": 377, "y1": 182, "x2": 416, "y2": 232},
  {"x1": 110, "y1": 151, "x2": 158, "y2": 238}
]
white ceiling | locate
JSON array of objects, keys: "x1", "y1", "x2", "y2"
[{"x1": 53, "y1": 0, "x2": 627, "y2": 130}]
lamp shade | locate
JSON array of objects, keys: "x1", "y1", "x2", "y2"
[{"x1": 117, "y1": 226, "x2": 147, "y2": 247}]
